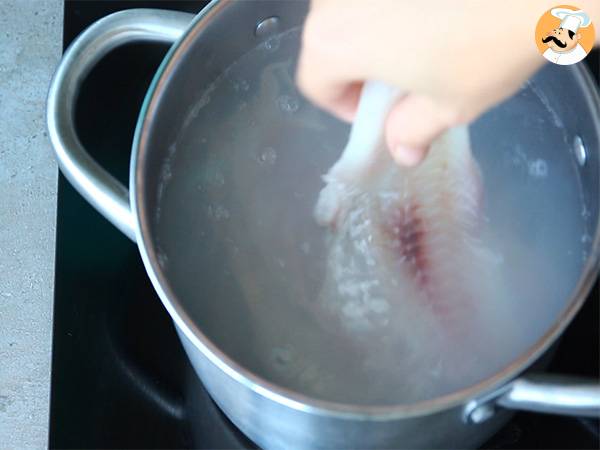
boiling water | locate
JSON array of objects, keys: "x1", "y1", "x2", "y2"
[{"x1": 155, "y1": 28, "x2": 591, "y2": 405}]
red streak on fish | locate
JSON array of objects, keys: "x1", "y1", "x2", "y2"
[
  {"x1": 383, "y1": 202, "x2": 429, "y2": 284},
  {"x1": 381, "y1": 200, "x2": 465, "y2": 318}
]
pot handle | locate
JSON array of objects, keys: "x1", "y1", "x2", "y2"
[
  {"x1": 464, "y1": 374, "x2": 600, "y2": 424},
  {"x1": 47, "y1": 9, "x2": 194, "y2": 241}
]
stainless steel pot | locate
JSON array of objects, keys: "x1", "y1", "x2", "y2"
[{"x1": 47, "y1": 2, "x2": 600, "y2": 448}]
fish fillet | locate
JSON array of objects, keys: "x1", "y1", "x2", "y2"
[{"x1": 314, "y1": 82, "x2": 514, "y2": 393}]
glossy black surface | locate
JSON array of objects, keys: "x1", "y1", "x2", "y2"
[{"x1": 50, "y1": 1, "x2": 599, "y2": 448}]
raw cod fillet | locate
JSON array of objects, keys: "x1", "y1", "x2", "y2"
[{"x1": 314, "y1": 82, "x2": 515, "y2": 390}]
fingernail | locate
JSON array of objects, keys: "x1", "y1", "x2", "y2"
[{"x1": 391, "y1": 145, "x2": 425, "y2": 166}]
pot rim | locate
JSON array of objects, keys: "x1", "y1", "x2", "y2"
[{"x1": 130, "y1": 0, "x2": 600, "y2": 420}]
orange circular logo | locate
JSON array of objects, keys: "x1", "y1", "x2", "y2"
[{"x1": 535, "y1": 5, "x2": 595, "y2": 65}]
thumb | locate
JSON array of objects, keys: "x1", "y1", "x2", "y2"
[{"x1": 384, "y1": 94, "x2": 459, "y2": 166}]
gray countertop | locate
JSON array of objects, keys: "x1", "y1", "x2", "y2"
[{"x1": 0, "y1": 0, "x2": 63, "y2": 448}]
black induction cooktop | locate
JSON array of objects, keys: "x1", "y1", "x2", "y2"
[{"x1": 49, "y1": 1, "x2": 599, "y2": 448}]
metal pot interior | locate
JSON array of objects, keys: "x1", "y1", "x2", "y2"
[{"x1": 136, "y1": 1, "x2": 600, "y2": 408}]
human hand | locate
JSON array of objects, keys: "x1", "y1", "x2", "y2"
[{"x1": 297, "y1": 0, "x2": 598, "y2": 166}]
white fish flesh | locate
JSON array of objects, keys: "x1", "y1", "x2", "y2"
[{"x1": 314, "y1": 82, "x2": 519, "y2": 397}]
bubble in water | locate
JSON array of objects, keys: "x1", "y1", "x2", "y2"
[
  {"x1": 225, "y1": 238, "x2": 241, "y2": 256},
  {"x1": 271, "y1": 347, "x2": 292, "y2": 369},
  {"x1": 528, "y1": 159, "x2": 548, "y2": 178},
  {"x1": 154, "y1": 205, "x2": 162, "y2": 224},
  {"x1": 257, "y1": 147, "x2": 277, "y2": 165},
  {"x1": 157, "y1": 162, "x2": 172, "y2": 203},
  {"x1": 509, "y1": 145, "x2": 527, "y2": 167},
  {"x1": 207, "y1": 204, "x2": 230, "y2": 220},
  {"x1": 215, "y1": 206, "x2": 230, "y2": 220},
  {"x1": 161, "y1": 165, "x2": 172, "y2": 182},
  {"x1": 275, "y1": 257, "x2": 286, "y2": 268},
  {"x1": 232, "y1": 79, "x2": 250, "y2": 92},
  {"x1": 264, "y1": 35, "x2": 280, "y2": 52},
  {"x1": 207, "y1": 170, "x2": 225, "y2": 187},
  {"x1": 277, "y1": 95, "x2": 299, "y2": 114},
  {"x1": 581, "y1": 234, "x2": 592, "y2": 244},
  {"x1": 195, "y1": 92, "x2": 211, "y2": 111},
  {"x1": 157, "y1": 251, "x2": 169, "y2": 269},
  {"x1": 200, "y1": 137, "x2": 208, "y2": 144},
  {"x1": 215, "y1": 172, "x2": 225, "y2": 186},
  {"x1": 581, "y1": 206, "x2": 591, "y2": 220},
  {"x1": 301, "y1": 242, "x2": 311, "y2": 255}
]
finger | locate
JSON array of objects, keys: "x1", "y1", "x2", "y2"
[
  {"x1": 328, "y1": 81, "x2": 363, "y2": 122},
  {"x1": 384, "y1": 94, "x2": 458, "y2": 166},
  {"x1": 296, "y1": 50, "x2": 363, "y2": 122},
  {"x1": 296, "y1": 9, "x2": 365, "y2": 121},
  {"x1": 306, "y1": 81, "x2": 363, "y2": 122}
]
